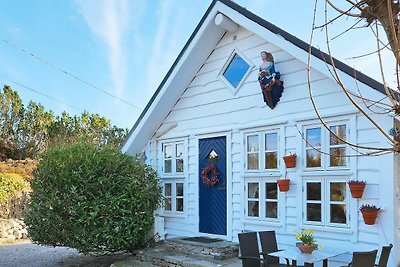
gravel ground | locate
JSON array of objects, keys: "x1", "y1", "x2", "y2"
[{"x1": 0, "y1": 240, "x2": 132, "y2": 267}]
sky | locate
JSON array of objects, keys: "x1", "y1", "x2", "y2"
[{"x1": 0, "y1": 0, "x2": 395, "y2": 129}]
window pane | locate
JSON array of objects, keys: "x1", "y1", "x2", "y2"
[
  {"x1": 164, "y1": 159, "x2": 172, "y2": 173},
  {"x1": 176, "y1": 143, "x2": 184, "y2": 158},
  {"x1": 330, "y1": 125, "x2": 346, "y2": 145},
  {"x1": 176, "y1": 198, "x2": 184, "y2": 212},
  {"x1": 176, "y1": 159, "x2": 184, "y2": 172},
  {"x1": 247, "y1": 135, "x2": 259, "y2": 152},
  {"x1": 266, "y1": 202, "x2": 278, "y2": 218},
  {"x1": 165, "y1": 198, "x2": 172, "y2": 211},
  {"x1": 265, "y1": 133, "x2": 278, "y2": 151},
  {"x1": 306, "y1": 128, "x2": 321, "y2": 147},
  {"x1": 265, "y1": 152, "x2": 278, "y2": 169},
  {"x1": 330, "y1": 148, "x2": 346, "y2": 167},
  {"x1": 307, "y1": 182, "x2": 321, "y2": 200},
  {"x1": 266, "y1": 183, "x2": 277, "y2": 199},
  {"x1": 223, "y1": 53, "x2": 250, "y2": 88},
  {"x1": 176, "y1": 183, "x2": 184, "y2": 197},
  {"x1": 248, "y1": 183, "x2": 259, "y2": 198},
  {"x1": 330, "y1": 204, "x2": 346, "y2": 224},
  {"x1": 330, "y1": 182, "x2": 346, "y2": 201},
  {"x1": 247, "y1": 153, "x2": 259, "y2": 170},
  {"x1": 306, "y1": 203, "x2": 321, "y2": 222},
  {"x1": 306, "y1": 150, "x2": 321, "y2": 167},
  {"x1": 248, "y1": 201, "x2": 259, "y2": 217},
  {"x1": 164, "y1": 144, "x2": 172, "y2": 158},
  {"x1": 165, "y1": 183, "x2": 172, "y2": 196}
]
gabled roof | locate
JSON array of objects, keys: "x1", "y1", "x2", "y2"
[{"x1": 122, "y1": 0, "x2": 386, "y2": 155}]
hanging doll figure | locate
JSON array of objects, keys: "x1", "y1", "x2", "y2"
[{"x1": 258, "y1": 51, "x2": 284, "y2": 109}]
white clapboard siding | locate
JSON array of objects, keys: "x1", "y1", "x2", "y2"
[{"x1": 148, "y1": 26, "x2": 398, "y2": 266}]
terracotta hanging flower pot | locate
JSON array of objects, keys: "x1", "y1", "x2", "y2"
[
  {"x1": 277, "y1": 179, "x2": 290, "y2": 192},
  {"x1": 283, "y1": 154, "x2": 297, "y2": 168},
  {"x1": 348, "y1": 180, "x2": 366, "y2": 198},
  {"x1": 360, "y1": 204, "x2": 380, "y2": 225}
]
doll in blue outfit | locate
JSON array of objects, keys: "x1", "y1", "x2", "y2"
[{"x1": 258, "y1": 51, "x2": 284, "y2": 109}]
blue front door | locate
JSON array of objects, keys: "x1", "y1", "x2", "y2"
[{"x1": 199, "y1": 136, "x2": 227, "y2": 235}]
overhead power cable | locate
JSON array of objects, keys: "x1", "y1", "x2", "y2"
[
  {"x1": 1, "y1": 76, "x2": 128, "y2": 128},
  {"x1": 1, "y1": 76, "x2": 83, "y2": 112},
  {"x1": 1, "y1": 38, "x2": 143, "y2": 111}
]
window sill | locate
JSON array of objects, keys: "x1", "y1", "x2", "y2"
[
  {"x1": 160, "y1": 175, "x2": 186, "y2": 179},
  {"x1": 301, "y1": 224, "x2": 352, "y2": 234},
  {"x1": 244, "y1": 219, "x2": 282, "y2": 227},
  {"x1": 301, "y1": 170, "x2": 352, "y2": 176},
  {"x1": 158, "y1": 212, "x2": 186, "y2": 219},
  {"x1": 244, "y1": 171, "x2": 282, "y2": 177}
]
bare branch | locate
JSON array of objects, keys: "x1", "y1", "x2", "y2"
[
  {"x1": 307, "y1": 0, "x2": 396, "y2": 152},
  {"x1": 294, "y1": 124, "x2": 390, "y2": 157},
  {"x1": 331, "y1": 18, "x2": 363, "y2": 40},
  {"x1": 386, "y1": 0, "x2": 400, "y2": 65},
  {"x1": 375, "y1": 22, "x2": 399, "y2": 106},
  {"x1": 327, "y1": 0, "x2": 363, "y2": 17},
  {"x1": 323, "y1": 0, "x2": 398, "y2": 146},
  {"x1": 345, "y1": 42, "x2": 391, "y2": 59}
]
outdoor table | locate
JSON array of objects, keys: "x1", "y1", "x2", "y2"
[{"x1": 268, "y1": 247, "x2": 348, "y2": 267}]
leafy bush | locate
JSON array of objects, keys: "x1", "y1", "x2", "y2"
[
  {"x1": 0, "y1": 173, "x2": 30, "y2": 204},
  {"x1": 25, "y1": 143, "x2": 162, "y2": 254}
]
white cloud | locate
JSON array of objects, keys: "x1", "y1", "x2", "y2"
[
  {"x1": 144, "y1": 0, "x2": 184, "y2": 99},
  {"x1": 74, "y1": 0, "x2": 142, "y2": 98}
]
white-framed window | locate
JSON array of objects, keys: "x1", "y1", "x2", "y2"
[
  {"x1": 162, "y1": 142, "x2": 185, "y2": 175},
  {"x1": 218, "y1": 49, "x2": 253, "y2": 95},
  {"x1": 246, "y1": 180, "x2": 280, "y2": 221},
  {"x1": 159, "y1": 139, "x2": 187, "y2": 216},
  {"x1": 303, "y1": 178, "x2": 349, "y2": 227},
  {"x1": 303, "y1": 123, "x2": 349, "y2": 170},
  {"x1": 163, "y1": 181, "x2": 184, "y2": 214},
  {"x1": 245, "y1": 129, "x2": 280, "y2": 172}
]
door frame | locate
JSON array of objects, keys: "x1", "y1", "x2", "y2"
[{"x1": 195, "y1": 131, "x2": 232, "y2": 241}]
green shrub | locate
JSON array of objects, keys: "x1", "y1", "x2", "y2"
[
  {"x1": 25, "y1": 143, "x2": 162, "y2": 254},
  {"x1": 0, "y1": 173, "x2": 30, "y2": 204}
]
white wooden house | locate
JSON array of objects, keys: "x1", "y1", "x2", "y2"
[{"x1": 122, "y1": 0, "x2": 400, "y2": 266}]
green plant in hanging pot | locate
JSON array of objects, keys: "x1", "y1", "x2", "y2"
[
  {"x1": 360, "y1": 204, "x2": 380, "y2": 225},
  {"x1": 347, "y1": 179, "x2": 366, "y2": 198}
]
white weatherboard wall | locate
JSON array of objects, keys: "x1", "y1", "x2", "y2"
[{"x1": 147, "y1": 27, "x2": 398, "y2": 266}]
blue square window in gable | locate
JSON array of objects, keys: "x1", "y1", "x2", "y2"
[{"x1": 223, "y1": 53, "x2": 250, "y2": 88}]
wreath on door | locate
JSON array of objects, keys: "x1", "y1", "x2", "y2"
[{"x1": 201, "y1": 163, "x2": 219, "y2": 187}]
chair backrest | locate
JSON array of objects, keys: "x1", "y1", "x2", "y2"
[
  {"x1": 238, "y1": 232, "x2": 261, "y2": 267},
  {"x1": 377, "y1": 244, "x2": 393, "y2": 267},
  {"x1": 258, "y1": 231, "x2": 279, "y2": 264},
  {"x1": 351, "y1": 249, "x2": 378, "y2": 267}
]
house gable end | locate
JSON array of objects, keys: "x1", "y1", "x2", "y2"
[{"x1": 122, "y1": 0, "x2": 387, "y2": 155}]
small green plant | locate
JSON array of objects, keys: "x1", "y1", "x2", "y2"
[
  {"x1": 293, "y1": 229, "x2": 316, "y2": 245},
  {"x1": 25, "y1": 142, "x2": 162, "y2": 254},
  {"x1": 360, "y1": 204, "x2": 380, "y2": 212}
]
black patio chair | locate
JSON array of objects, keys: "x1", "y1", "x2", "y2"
[
  {"x1": 258, "y1": 231, "x2": 290, "y2": 267},
  {"x1": 238, "y1": 231, "x2": 263, "y2": 267},
  {"x1": 376, "y1": 244, "x2": 393, "y2": 267},
  {"x1": 341, "y1": 249, "x2": 378, "y2": 267}
]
